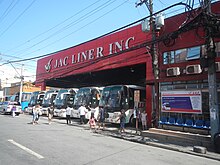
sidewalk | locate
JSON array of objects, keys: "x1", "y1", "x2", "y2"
[{"x1": 43, "y1": 115, "x2": 220, "y2": 161}]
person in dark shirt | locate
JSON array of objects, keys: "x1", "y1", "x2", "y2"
[
  {"x1": 98, "y1": 106, "x2": 106, "y2": 130},
  {"x1": 117, "y1": 109, "x2": 126, "y2": 133}
]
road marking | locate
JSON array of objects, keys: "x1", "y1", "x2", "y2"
[{"x1": 8, "y1": 139, "x2": 44, "y2": 159}]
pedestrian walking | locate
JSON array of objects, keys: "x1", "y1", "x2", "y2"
[
  {"x1": 66, "y1": 104, "x2": 73, "y2": 125},
  {"x1": 117, "y1": 109, "x2": 126, "y2": 133},
  {"x1": 98, "y1": 106, "x2": 106, "y2": 130},
  {"x1": 36, "y1": 104, "x2": 42, "y2": 123},
  {"x1": 12, "y1": 105, "x2": 16, "y2": 117},
  {"x1": 133, "y1": 106, "x2": 140, "y2": 133},
  {"x1": 89, "y1": 112, "x2": 96, "y2": 132},
  {"x1": 141, "y1": 110, "x2": 147, "y2": 130},
  {"x1": 151, "y1": 110, "x2": 156, "y2": 127},
  {"x1": 48, "y1": 105, "x2": 54, "y2": 124},
  {"x1": 32, "y1": 104, "x2": 40, "y2": 125},
  {"x1": 78, "y1": 104, "x2": 88, "y2": 124}
]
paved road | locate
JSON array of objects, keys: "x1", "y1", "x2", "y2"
[{"x1": 0, "y1": 114, "x2": 219, "y2": 165}]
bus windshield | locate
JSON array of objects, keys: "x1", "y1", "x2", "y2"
[
  {"x1": 99, "y1": 86, "x2": 122, "y2": 108},
  {"x1": 10, "y1": 95, "x2": 19, "y2": 102},
  {"x1": 42, "y1": 91, "x2": 57, "y2": 105},
  {"x1": 55, "y1": 89, "x2": 68, "y2": 105},
  {"x1": 10, "y1": 92, "x2": 31, "y2": 103},
  {"x1": 74, "y1": 88, "x2": 91, "y2": 106},
  {"x1": 38, "y1": 94, "x2": 45, "y2": 105},
  {"x1": 29, "y1": 92, "x2": 38, "y2": 106},
  {"x1": 22, "y1": 93, "x2": 31, "y2": 102},
  {"x1": 74, "y1": 87, "x2": 100, "y2": 109},
  {"x1": 29, "y1": 92, "x2": 45, "y2": 106}
]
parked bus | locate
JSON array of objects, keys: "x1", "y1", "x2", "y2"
[
  {"x1": 72, "y1": 87, "x2": 102, "y2": 120},
  {"x1": 27, "y1": 91, "x2": 46, "y2": 114},
  {"x1": 41, "y1": 89, "x2": 59, "y2": 115},
  {"x1": 99, "y1": 85, "x2": 146, "y2": 125},
  {"x1": 53, "y1": 88, "x2": 78, "y2": 117},
  {"x1": 10, "y1": 92, "x2": 32, "y2": 111}
]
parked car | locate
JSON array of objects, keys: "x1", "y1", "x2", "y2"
[{"x1": 0, "y1": 101, "x2": 22, "y2": 115}]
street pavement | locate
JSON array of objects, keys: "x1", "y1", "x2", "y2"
[
  {"x1": 2, "y1": 113, "x2": 219, "y2": 165},
  {"x1": 36, "y1": 114, "x2": 220, "y2": 162}
]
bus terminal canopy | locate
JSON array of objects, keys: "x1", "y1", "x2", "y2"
[
  {"x1": 36, "y1": 24, "x2": 153, "y2": 89},
  {"x1": 44, "y1": 63, "x2": 147, "y2": 88}
]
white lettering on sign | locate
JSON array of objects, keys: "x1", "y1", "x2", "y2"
[
  {"x1": 46, "y1": 36, "x2": 135, "y2": 72},
  {"x1": 96, "y1": 47, "x2": 104, "y2": 58},
  {"x1": 109, "y1": 37, "x2": 134, "y2": 55}
]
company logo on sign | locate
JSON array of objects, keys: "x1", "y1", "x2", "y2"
[
  {"x1": 45, "y1": 36, "x2": 135, "y2": 73},
  {"x1": 45, "y1": 59, "x2": 53, "y2": 73}
]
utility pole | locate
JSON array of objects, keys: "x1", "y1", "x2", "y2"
[
  {"x1": 136, "y1": 0, "x2": 159, "y2": 127},
  {"x1": 204, "y1": 0, "x2": 220, "y2": 144},
  {"x1": 19, "y1": 64, "x2": 24, "y2": 104},
  {"x1": 9, "y1": 62, "x2": 24, "y2": 104}
]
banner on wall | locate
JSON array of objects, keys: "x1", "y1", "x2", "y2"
[{"x1": 161, "y1": 90, "x2": 202, "y2": 114}]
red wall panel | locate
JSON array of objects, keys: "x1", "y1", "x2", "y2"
[{"x1": 36, "y1": 24, "x2": 151, "y2": 85}]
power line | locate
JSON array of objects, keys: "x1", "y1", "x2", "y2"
[
  {"x1": 4, "y1": 0, "x2": 102, "y2": 54},
  {"x1": 7, "y1": 0, "x2": 130, "y2": 59},
  {"x1": 0, "y1": 0, "x2": 36, "y2": 37},
  {"x1": 0, "y1": 1, "x2": 192, "y2": 67},
  {"x1": 0, "y1": 52, "x2": 37, "y2": 62},
  {"x1": 11, "y1": 0, "x2": 116, "y2": 58},
  {"x1": 0, "y1": 0, "x2": 20, "y2": 23},
  {"x1": 1, "y1": 0, "x2": 189, "y2": 65}
]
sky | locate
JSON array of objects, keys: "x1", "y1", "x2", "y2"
[{"x1": 0, "y1": 0, "x2": 204, "y2": 86}]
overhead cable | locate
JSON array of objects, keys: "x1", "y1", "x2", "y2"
[
  {"x1": 0, "y1": 0, "x2": 36, "y2": 37},
  {"x1": 1, "y1": 2, "x2": 192, "y2": 66}
]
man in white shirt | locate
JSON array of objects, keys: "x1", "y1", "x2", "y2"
[
  {"x1": 78, "y1": 104, "x2": 88, "y2": 124},
  {"x1": 66, "y1": 105, "x2": 73, "y2": 125}
]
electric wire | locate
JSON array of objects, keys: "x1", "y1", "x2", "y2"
[
  {"x1": 0, "y1": 0, "x2": 110, "y2": 72},
  {"x1": 0, "y1": 2, "x2": 193, "y2": 67},
  {"x1": 14, "y1": 0, "x2": 192, "y2": 60},
  {"x1": 0, "y1": 0, "x2": 36, "y2": 37},
  {"x1": 12, "y1": 0, "x2": 116, "y2": 57},
  {"x1": 0, "y1": 0, "x2": 20, "y2": 23},
  {"x1": 2, "y1": 1, "x2": 190, "y2": 63},
  {"x1": 4, "y1": 0, "x2": 127, "y2": 61},
  {"x1": 4, "y1": 0, "x2": 102, "y2": 53},
  {"x1": 20, "y1": 0, "x2": 128, "y2": 58}
]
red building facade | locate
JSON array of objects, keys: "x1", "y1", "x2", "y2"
[{"x1": 36, "y1": 2, "x2": 220, "y2": 131}]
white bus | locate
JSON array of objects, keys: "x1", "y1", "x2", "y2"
[
  {"x1": 27, "y1": 91, "x2": 46, "y2": 114},
  {"x1": 41, "y1": 90, "x2": 59, "y2": 115},
  {"x1": 72, "y1": 87, "x2": 102, "y2": 120},
  {"x1": 99, "y1": 85, "x2": 146, "y2": 125},
  {"x1": 53, "y1": 88, "x2": 78, "y2": 117}
]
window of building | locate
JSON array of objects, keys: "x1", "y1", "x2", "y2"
[
  {"x1": 163, "y1": 51, "x2": 174, "y2": 64},
  {"x1": 216, "y1": 42, "x2": 220, "y2": 57},
  {"x1": 162, "y1": 42, "x2": 220, "y2": 64},
  {"x1": 186, "y1": 46, "x2": 201, "y2": 60}
]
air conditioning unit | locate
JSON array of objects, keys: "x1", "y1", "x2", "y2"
[
  {"x1": 166, "y1": 67, "x2": 180, "y2": 77},
  {"x1": 186, "y1": 64, "x2": 202, "y2": 74},
  {"x1": 216, "y1": 62, "x2": 220, "y2": 72}
]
